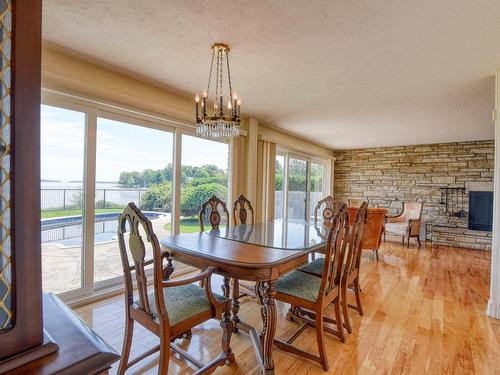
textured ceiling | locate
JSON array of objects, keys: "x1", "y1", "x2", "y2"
[{"x1": 42, "y1": 0, "x2": 500, "y2": 149}]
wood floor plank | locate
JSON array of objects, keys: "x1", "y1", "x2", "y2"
[{"x1": 73, "y1": 241, "x2": 498, "y2": 374}]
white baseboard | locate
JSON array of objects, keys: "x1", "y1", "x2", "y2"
[{"x1": 487, "y1": 299, "x2": 500, "y2": 319}]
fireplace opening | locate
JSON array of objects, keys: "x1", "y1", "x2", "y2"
[{"x1": 468, "y1": 191, "x2": 493, "y2": 231}]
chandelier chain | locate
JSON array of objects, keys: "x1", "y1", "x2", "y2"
[
  {"x1": 226, "y1": 52, "x2": 233, "y2": 101},
  {"x1": 206, "y1": 48, "x2": 215, "y2": 97}
]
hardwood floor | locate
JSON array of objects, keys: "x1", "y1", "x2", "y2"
[{"x1": 74, "y1": 240, "x2": 500, "y2": 374}]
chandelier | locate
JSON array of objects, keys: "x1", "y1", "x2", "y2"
[{"x1": 195, "y1": 43, "x2": 241, "y2": 138}]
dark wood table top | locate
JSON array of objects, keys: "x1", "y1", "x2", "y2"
[{"x1": 160, "y1": 220, "x2": 329, "y2": 269}]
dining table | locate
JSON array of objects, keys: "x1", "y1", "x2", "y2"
[{"x1": 160, "y1": 219, "x2": 330, "y2": 375}]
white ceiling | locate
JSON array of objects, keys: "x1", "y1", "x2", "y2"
[{"x1": 42, "y1": 0, "x2": 500, "y2": 149}]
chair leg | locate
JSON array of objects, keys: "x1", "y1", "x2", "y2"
[
  {"x1": 333, "y1": 298, "x2": 345, "y2": 343},
  {"x1": 341, "y1": 281, "x2": 352, "y2": 334},
  {"x1": 222, "y1": 276, "x2": 230, "y2": 298},
  {"x1": 158, "y1": 334, "x2": 170, "y2": 375},
  {"x1": 315, "y1": 311, "x2": 329, "y2": 371},
  {"x1": 220, "y1": 307, "x2": 235, "y2": 365},
  {"x1": 354, "y1": 278, "x2": 364, "y2": 316},
  {"x1": 118, "y1": 317, "x2": 134, "y2": 375},
  {"x1": 407, "y1": 236, "x2": 410, "y2": 248},
  {"x1": 417, "y1": 236, "x2": 422, "y2": 248},
  {"x1": 375, "y1": 248, "x2": 379, "y2": 261}
]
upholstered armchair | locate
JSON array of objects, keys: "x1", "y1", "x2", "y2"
[{"x1": 384, "y1": 202, "x2": 423, "y2": 248}]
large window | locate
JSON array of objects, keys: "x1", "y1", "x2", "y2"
[
  {"x1": 94, "y1": 117, "x2": 173, "y2": 283},
  {"x1": 274, "y1": 152, "x2": 327, "y2": 221},
  {"x1": 179, "y1": 135, "x2": 229, "y2": 233},
  {"x1": 40, "y1": 98, "x2": 231, "y2": 298},
  {"x1": 40, "y1": 105, "x2": 86, "y2": 293},
  {"x1": 275, "y1": 155, "x2": 285, "y2": 219}
]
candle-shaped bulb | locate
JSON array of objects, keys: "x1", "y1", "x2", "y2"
[
  {"x1": 203, "y1": 91, "x2": 208, "y2": 98},
  {"x1": 237, "y1": 98, "x2": 241, "y2": 106},
  {"x1": 195, "y1": 94, "x2": 200, "y2": 103},
  {"x1": 233, "y1": 92, "x2": 238, "y2": 100},
  {"x1": 227, "y1": 101, "x2": 232, "y2": 110}
]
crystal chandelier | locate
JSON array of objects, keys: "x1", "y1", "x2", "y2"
[{"x1": 195, "y1": 43, "x2": 241, "y2": 138}]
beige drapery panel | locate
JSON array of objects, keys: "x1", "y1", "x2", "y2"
[{"x1": 255, "y1": 139, "x2": 276, "y2": 222}]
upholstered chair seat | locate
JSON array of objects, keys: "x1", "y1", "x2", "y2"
[
  {"x1": 276, "y1": 270, "x2": 322, "y2": 302},
  {"x1": 298, "y1": 258, "x2": 324, "y2": 276},
  {"x1": 384, "y1": 222, "x2": 409, "y2": 237},
  {"x1": 140, "y1": 284, "x2": 228, "y2": 326}
]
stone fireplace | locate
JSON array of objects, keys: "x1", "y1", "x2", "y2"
[{"x1": 334, "y1": 140, "x2": 494, "y2": 251}]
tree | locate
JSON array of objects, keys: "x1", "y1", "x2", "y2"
[
  {"x1": 180, "y1": 183, "x2": 227, "y2": 216},
  {"x1": 140, "y1": 181, "x2": 172, "y2": 212}
]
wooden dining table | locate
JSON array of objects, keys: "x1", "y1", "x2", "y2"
[{"x1": 160, "y1": 219, "x2": 329, "y2": 375}]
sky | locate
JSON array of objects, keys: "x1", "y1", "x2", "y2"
[{"x1": 41, "y1": 105, "x2": 229, "y2": 182}]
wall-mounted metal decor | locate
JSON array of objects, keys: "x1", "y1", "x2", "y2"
[
  {"x1": 0, "y1": 0, "x2": 12, "y2": 331},
  {"x1": 439, "y1": 186, "x2": 466, "y2": 218}
]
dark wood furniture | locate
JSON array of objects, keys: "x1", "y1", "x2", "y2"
[
  {"x1": 160, "y1": 219, "x2": 328, "y2": 375},
  {"x1": 297, "y1": 203, "x2": 368, "y2": 335},
  {"x1": 199, "y1": 195, "x2": 229, "y2": 232},
  {"x1": 313, "y1": 195, "x2": 339, "y2": 223},
  {"x1": 384, "y1": 202, "x2": 423, "y2": 248},
  {"x1": 232, "y1": 194, "x2": 254, "y2": 225},
  {"x1": 0, "y1": 2, "x2": 119, "y2": 373},
  {"x1": 117, "y1": 203, "x2": 234, "y2": 374},
  {"x1": 273, "y1": 206, "x2": 349, "y2": 371},
  {"x1": 231, "y1": 194, "x2": 256, "y2": 301},
  {"x1": 348, "y1": 206, "x2": 387, "y2": 260}
]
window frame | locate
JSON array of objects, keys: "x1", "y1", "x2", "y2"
[
  {"x1": 41, "y1": 90, "x2": 231, "y2": 303},
  {"x1": 276, "y1": 148, "x2": 329, "y2": 222}
]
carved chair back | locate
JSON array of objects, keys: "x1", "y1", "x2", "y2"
[
  {"x1": 118, "y1": 202, "x2": 170, "y2": 320},
  {"x1": 319, "y1": 203, "x2": 349, "y2": 298},
  {"x1": 344, "y1": 202, "x2": 368, "y2": 275},
  {"x1": 232, "y1": 194, "x2": 254, "y2": 225},
  {"x1": 403, "y1": 202, "x2": 423, "y2": 221},
  {"x1": 314, "y1": 196, "x2": 340, "y2": 223},
  {"x1": 199, "y1": 195, "x2": 230, "y2": 232}
]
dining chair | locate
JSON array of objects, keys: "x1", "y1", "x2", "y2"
[
  {"x1": 232, "y1": 194, "x2": 254, "y2": 225},
  {"x1": 311, "y1": 196, "x2": 339, "y2": 261},
  {"x1": 384, "y1": 202, "x2": 423, "y2": 248},
  {"x1": 199, "y1": 195, "x2": 230, "y2": 232},
  {"x1": 313, "y1": 195, "x2": 339, "y2": 223},
  {"x1": 117, "y1": 203, "x2": 234, "y2": 375},
  {"x1": 231, "y1": 194, "x2": 255, "y2": 304},
  {"x1": 273, "y1": 204, "x2": 349, "y2": 371},
  {"x1": 298, "y1": 202, "x2": 368, "y2": 334}
]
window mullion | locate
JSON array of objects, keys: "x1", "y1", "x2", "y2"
[{"x1": 83, "y1": 110, "x2": 97, "y2": 291}]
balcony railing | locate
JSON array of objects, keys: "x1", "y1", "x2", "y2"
[{"x1": 41, "y1": 188, "x2": 148, "y2": 211}]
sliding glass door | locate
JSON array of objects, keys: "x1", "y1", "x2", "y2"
[
  {"x1": 40, "y1": 105, "x2": 86, "y2": 293},
  {"x1": 179, "y1": 135, "x2": 229, "y2": 233},
  {"x1": 40, "y1": 98, "x2": 231, "y2": 299},
  {"x1": 287, "y1": 157, "x2": 308, "y2": 220},
  {"x1": 275, "y1": 152, "x2": 327, "y2": 221},
  {"x1": 93, "y1": 117, "x2": 173, "y2": 284}
]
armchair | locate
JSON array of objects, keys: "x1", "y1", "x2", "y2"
[{"x1": 384, "y1": 202, "x2": 423, "y2": 248}]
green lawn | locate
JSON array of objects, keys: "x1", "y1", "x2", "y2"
[
  {"x1": 41, "y1": 208, "x2": 123, "y2": 219},
  {"x1": 164, "y1": 216, "x2": 201, "y2": 233}
]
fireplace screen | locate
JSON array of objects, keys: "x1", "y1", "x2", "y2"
[
  {"x1": 0, "y1": 0, "x2": 12, "y2": 331},
  {"x1": 468, "y1": 191, "x2": 493, "y2": 231}
]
